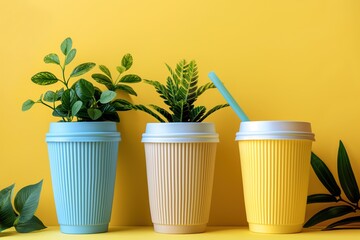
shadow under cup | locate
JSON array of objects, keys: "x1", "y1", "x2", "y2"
[{"x1": 236, "y1": 121, "x2": 315, "y2": 234}]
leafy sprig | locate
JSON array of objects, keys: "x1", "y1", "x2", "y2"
[
  {"x1": 0, "y1": 181, "x2": 46, "y2": 233},
  {"x1": 132, "y1": 59, "x2": 229, "y2": 122},
  {"x1": 91, "y1": 54, "x2": 141, "y2": 96},
  {"x1": 305, "y1": 140, "x2": 360, "y2": 230},
  {"x1": 22, "y1": 37, "x2": 140, "y2": 122}
]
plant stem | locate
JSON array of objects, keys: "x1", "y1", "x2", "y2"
[
  {"x1": 61, "y1": 64, "x2": 69, "y2": 89},
  {"x1": 40, "y1": 100, "x2": 55, "y2": 111},
  {"x1": 41, "y1": 100, "x2": 66, "y2": 122},
  {"x1": 114, "y1": 73, "x2": 121, "y2": 85}
]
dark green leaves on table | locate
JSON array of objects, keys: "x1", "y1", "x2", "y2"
[
  {"x1": 337, "y1": 141, "x2": 360, "y2": 204},
  {"x1": 22, "y1": 37, "x2": 141, "y2": 122},
  {"x1": 0, "y1": 181, "x2": 46, "y2": 233},
  {"x1": 305, "y1": 140, "x2": 360, "y2": 230},
  {"x1": 310, "y1": 152, "x2": 341, "y2": 197}
]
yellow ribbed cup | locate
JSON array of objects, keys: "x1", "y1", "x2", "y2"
[{"x1": 236, "y1": 121, "x2": 315, "y2": 234}]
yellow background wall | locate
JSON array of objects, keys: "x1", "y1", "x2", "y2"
[{"x1": 1, "y1": 0, "x2": 360, "y2": 226}]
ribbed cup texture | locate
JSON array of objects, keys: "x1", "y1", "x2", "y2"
[
  {"x1": 239, "y1": 140, "x2": 312, "y2": 233},
  {"x1": 145, "y1": 142, "x2": 217, "y2": 233},
  {"x1": 47, "y1": 141, "x2": 118, "y2": 233}
]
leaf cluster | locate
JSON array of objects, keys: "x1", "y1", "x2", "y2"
[
  {"x1": 132, "y1": 59, "x2": 229, "y2": 122},
  {"x1": 305, "y1": 140, "x2": 360, "y2": 230},
  {"x1": 22, "y1": 38, "x2": 141, "y2": 122},
  {"x1": 0, "y1": 180, "x2": 46, "y2": 233}
]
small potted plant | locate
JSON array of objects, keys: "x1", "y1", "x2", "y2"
[
  {"x1": 22, "y1": 37, "x2": 141, "y2": 234},
  {"x1": 132, "y1": 59, "x2": 229, "y2": 234}
]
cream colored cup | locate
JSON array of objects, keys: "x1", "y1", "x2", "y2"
[
  {"x1": 236, "y1": 121, "x2": 315, "y2": 233},
  {"x1": 142, "y1": 123, "x2": 218, "y2": 234}
]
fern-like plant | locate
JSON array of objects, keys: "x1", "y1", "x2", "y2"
[
  {"x1": 304, "y1": 140, "x2": 360, "y2": 230},
  {"x1": 132, "y1": 59, "x2": 229, "y2": 122}
]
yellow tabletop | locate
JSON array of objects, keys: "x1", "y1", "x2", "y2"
[{"x1": 2, "y1": 226, "x2": 359, "y2": 240}]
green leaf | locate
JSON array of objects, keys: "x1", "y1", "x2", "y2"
[
  {"x1": 132, "y1": 104, "x2": 165, "y2": 122},
  {"x1": 71, "y1": 101, "x2": 82, "y2": 116},
  {"x1": 100, "y1": 90, "x2": 116, "y2": 104},
  {"x1": 165, "y1": 76, "x2": 178, "y2": 105},
  {"x1": 101, "y1": 111, "x2": 120, "y2": 122},
  {"x1": 325, "y1": 216, "x2": 360, "y2": 230},
  {"x1": 116, "y1": 66, "x2": 126, "y2": 74},
  {"x1": 70, "y1": 62, "x2": 96, "y2": 78},
  {"x1": 166, "y1": 61, "x2": 182, "y2": 87},
  {"x1": 100, "y1": 104, "x2": 120, "y2": 122},
  {"x1": 198, "y1": 104, "x2": 229, "y2": 122},
  {"x1": 181, "y1": 60, "x2": 199, "y2": 106},
  {"x1": 172, "y1": 100, "x2": 185, "y2": 122},
  {"x1": 44, "y1": 53, "x2": 60, "y2": 65},
  {"x1": 121, "y1": 53, "x2": 133, "y2": 70},
  {"x1": 87, "y1": 109, "x2": 102, "y2": 120},
  {"x1": 61, "y1": 89, "x2": 76, "y2": 111},
  {"x1": 338, "y1": 140, "x2": 360, "y2": 203},
  {"x1": 43, "y1": 91, "x2": 57, "y2": 102},
  {"x1": 22, "y1": 100, "x2": 35, "y2": 111},
  {"x1": 143, "y1": 79, "x2": 169, "y2": 104},
  {"x1": 307, "y1": 194, "x2": 338, "y2": 204},
  {"x1": 31, "y1": 72, "x2": 58, "y2": 85},
  {"x1": 197, "y1": 82, "x2": 215, "y2": 97},
  {"x1": 93, "y1": 87, "x2": 102, "y2": 101},
  {"x1": 65, "y1": 49, "x2": 76, "y2": 65},
  {"x1": 0, "y1": 184, "x2": 17, "y2": 231},
  {"x1": 14, "y1": 180, "x2": 43, "y2": 223},
  {"x1": 52, "y1": 105, "x2": 68, "y2": 117},
  {"x1": 112, "y1": 99, "x2": 133, "y2": 111},
  {"x1": 150, "y1": 104, "x2": 173, "y2": 122},
  {"x1": 99, "y1": 65, "x2": 112, "y2": 78},
  {"x1": 74, "y1": 79, "x2": 95, "y2": 101},
  {"x1": 0, "y1": 184, "x2": 15, "y2": 202},
  {"x1": 60, "y1": 37, "x2": 72, "y2": 55},
  {"x1": 119, "y1": 74, "x2": 141, "y2": 83},
  {"x1": 304, "y1": 205, "x2": 355, "y2": 228},
  {"x1": 15, "y1": 215, "x2": 46, "y2": 233},
  {"x1": 115, "y1": 84, "x2": 137, "y2": 96},
  {"x1": 74, "y1": 108, "x2": 90, "y2": 120},
  {"x1": 91, "y1": 73, "x2": 114, "y2": 90},
  {"x1": 311, "y1": 152, "x2": 341, "y2": 196},
  {"x1": 56, "y1": 88, "x2": 64, "y2": 100},
  {"x1": 190, "y1": 106, "x2": 206, "y2": 122}
]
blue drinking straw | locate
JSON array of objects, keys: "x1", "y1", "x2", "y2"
[{"x1": 208, "y1": 71, "x2": 250, "y2": 121}]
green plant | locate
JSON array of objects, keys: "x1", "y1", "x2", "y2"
[
  {"x1": 22, "y1": 37, "x2": 140, "y2": 122},
  {"x1": 0, "y1": 180, "x2": 45, "y2": 233},
  {"x1": 132, "y1": 59, "x2": 229, "y2": 122},
  {"x1": 304, "y1": 140, "x2": 360, "y2": 230}
]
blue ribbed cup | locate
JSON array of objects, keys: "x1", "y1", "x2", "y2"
[{"x1": 46, "y1": 122, "x2": 121, "y2": 234}]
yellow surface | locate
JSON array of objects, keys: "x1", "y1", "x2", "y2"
[
  {"x1": 1, "y1": 0, "x2": 360, "y2": 227},
  {"x1": 2, "y1": 227, "x2": 360, "y2": 240}
]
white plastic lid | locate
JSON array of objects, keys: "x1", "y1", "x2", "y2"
[
  {"x1": 46, "y1": 122, "x2": 121, "y2": 142},
  {"x1": 142, "y1": 122, "x2": 219, "y2": 143},
  {"x1": 235, "y1": 121, "x2": 315, "y2": 141}
]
